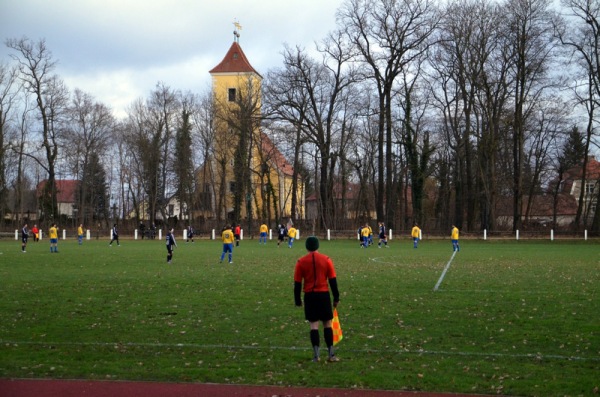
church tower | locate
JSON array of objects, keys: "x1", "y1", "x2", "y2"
[{"x1": 197, "y1": 24, "x2": 304, "y2": 226}]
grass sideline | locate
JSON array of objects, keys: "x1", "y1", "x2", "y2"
[{"x1": 0, "y1": 237, "x2": 598, "y2": 396}]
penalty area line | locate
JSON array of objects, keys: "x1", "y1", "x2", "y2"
[{"x1": 433, "y1": 250, "x2": 457, "y2": 291}]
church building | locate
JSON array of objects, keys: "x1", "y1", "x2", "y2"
[{"x1": 195, "y1": 26, "x2": 304, "y2": 225}]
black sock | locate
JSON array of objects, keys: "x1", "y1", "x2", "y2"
[
  {"x1": 310, "y1": 329, "x2": 320, "y2": 358},
  {"x1": 324, "y1": 327, "x2": 334, "y2": 351},
  {"x1": 310, "y1": 329, "x2": 320, "y2": 345}
]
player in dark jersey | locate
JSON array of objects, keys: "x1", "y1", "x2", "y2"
[
  {"x1": 277, "y1": 223, "x2": 287, "y2": 247},
  {"x1": 166, "y1": 228, "x2": 177, "y2": 263},
  {"x1": 21, "y1": 223, "x2": 29, "y2": 253},
  {"x1": 378, "y1": 221, "x2": 388, "y2": 248},
  {"x1": 109, "y1": 224, "x2": 120, "y2": 246}
]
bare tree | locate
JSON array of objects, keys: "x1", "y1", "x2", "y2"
[
  {"x1": 173, "y1": 94, "x2": 196, "y2": 223},
  {"x1": 555, "y1": 0, "x2": 600, "y2": 230},
  {"x1": 12, "y1": 98, "x2": 34, "y2": 224},
  {"x1": 344, "y1": 87, "x2": 380, "y2": 224},
  {"x1": 429, "y1": 0, "x2": 504, "y2": 231},
  {"x1": 263, "y1": 31, "x2": 356, "y2": 229},
  {"x1": 501, "y1": 0, "x2": 559, "y2": 231},
  {"x1": 6, "y1": 37, "x2": 68, "y2": 223},
  {"x1": 263, "y1": 62, "x2": 311, "y2": 223},
  {"x1": 153, "y1": 83, "x2": 180, "y2": 223},
  {"x1": 191, "y1": 91, "x2": 217, "y2": 221},
  {"x1": 338, "y1": 0, "x2": 439, "y2": 228},
  {"x1": 0, "y1": 62, "x2": 19, "y2": 222},
  {"x1": 115, "y1": 121, "x2": 139, "y2": 227},
  {"x1": 124, "y1": 83, "x2": 180, "y2": 226},
  {"x1": 549, "y1": 126, "x2": 586, "y2": 227},
  {"x1": 397, "y1": 68, "x2": 435, "y2": 227},
  {"x1": 522, "y1": 98, "x2": 569, "y2": 222},
  {"x1": 62, "y1": 89, "x2": 114, "y2": 224}
]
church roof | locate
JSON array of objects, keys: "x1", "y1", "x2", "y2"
[
  {"x1": 36, "y1": 179, "x2": 78, "y2": 203},
  {"x1": 209, "y1": 41, "x2": 262, "y2": 77},
  {"x1": 260, "y1": 133, "x2": 295, "y2": 177}
]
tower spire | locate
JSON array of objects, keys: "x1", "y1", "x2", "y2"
[{"x1": 233, "y1": 19, "x2": 242, "y2": 43}]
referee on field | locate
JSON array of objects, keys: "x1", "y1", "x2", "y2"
[{"x1": 294, "y1": 236, "x2": 340, "y2": 362}]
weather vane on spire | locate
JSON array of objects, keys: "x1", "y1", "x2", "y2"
[{"x1": 233, "y1": 19, "x2": 242, "y2": 43}]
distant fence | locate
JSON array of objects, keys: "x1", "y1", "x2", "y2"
[{"x1": 2, "y1": 227, "x2": 597, "y2": 241}]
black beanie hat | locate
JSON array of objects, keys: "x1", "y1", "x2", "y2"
[{"x1": 305, "y1": 236, "x2": 319, "y2": 251}]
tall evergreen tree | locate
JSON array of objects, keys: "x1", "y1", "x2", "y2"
[
  {"x1": 561, "y1": 126, "x2": 586, "y2": 169},
  {"x1": 174, "y1": 109, "x2": 195, "y2": 222},
  {"x1": 79, "y1": 151, "x2": 108, "y2": 224},
  {"x1": 550, "y1": 126, "x2": 586, "y2": 228}
]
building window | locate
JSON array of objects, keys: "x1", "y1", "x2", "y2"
[
  {"x1": 228, "y1": 88, "x2": 236, "y2": 102},
  {"x1": 168, "y1": 204, "x2": 174, "y2": 217},
  {"x1": 230, "y1": 181, "x2": 237, "y2": 193},
  {"x1": 585, "y1": 182, "x2": 595, "y2": 195}
]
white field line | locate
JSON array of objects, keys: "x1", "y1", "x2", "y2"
[
  {"x1": 371, "y1": 256, "x2": 584, "y2": 295},
  {"x1": 369, "y1": 257, "x2": 403, "y2": 265},
  {"x1": 2, "y1": 339, "x2": 598, "y2": 362},
  {"x1": 433, "y1": 250, "x2": 457, "y2": 291}
]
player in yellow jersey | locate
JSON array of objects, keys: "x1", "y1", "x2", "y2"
[
  {"x1": 451, "y1": 225, "x2": 460, "y2": 252},
  {"x1": 287, "y1": 226, "x2": 297, "y2": 248},
  {"x1": 259, "y1": 223, "x2": 268, "y2": 244},
  {"x1": 411, "y1": 223, "x2": 421, "y2": 248},
  {"x1": 77, "y1": 224, "x2": 84, "y2": 245},
  {"x1": 360, "y1": 224, "x2": 370, "y2": 248},
  {"x1": 49, "y1": 223, "x2": 59, "y2": 253},
  {"x1": 220, "y1": 225, "x2": 235, "y2": 264}
]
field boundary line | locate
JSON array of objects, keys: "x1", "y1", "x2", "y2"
[
  {"x1": 2, "y1": 340, "x2": 598, "y2": 362},
  {"x1": 433, "y1": 250, "x2": 457, "y2": 291}
]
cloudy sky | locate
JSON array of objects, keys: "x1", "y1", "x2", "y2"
[{"x1": 0, "y1": 0, "x2": 344, "y2": 118}]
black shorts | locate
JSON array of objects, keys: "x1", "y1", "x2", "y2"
[
  {"x1": 303, "y1": 292, "x2": 333, "y2": 322},
  {"x1": 22, "y1": 236, "x2": 28, "y2": 244}
]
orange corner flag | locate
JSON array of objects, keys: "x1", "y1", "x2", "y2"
[{"x1": 332, "y1": 308, "x2": 343, "y2": 345}]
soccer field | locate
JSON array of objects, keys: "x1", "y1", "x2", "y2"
[{"x1": 0, "y1": 237, "x2": 598, "y2": 396}]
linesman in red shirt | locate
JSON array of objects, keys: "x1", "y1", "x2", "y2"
[{"x1": 294, "y1": 236, "x2": 340, "y2": 362}]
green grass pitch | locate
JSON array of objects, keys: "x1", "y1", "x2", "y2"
[{"x1": 0, "y1": 236, "x2": 598, "y2": 396}]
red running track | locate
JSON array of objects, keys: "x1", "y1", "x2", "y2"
[{"x1": 0, "y1": 379, "x2": 499, "y2": 397}]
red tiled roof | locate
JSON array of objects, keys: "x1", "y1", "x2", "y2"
[
  {"x1": 260, "y1": 133, "x2": 294, "y2": 177},
  {"x1": 36, "y1": 179, "x2": 78, "y2": 203},
  {"x1": 209, "y1": 41, "x2": 262, "y2": 77},
  {"x1": 564, "y1": 156, "x2": 600, "y2": 180}
]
